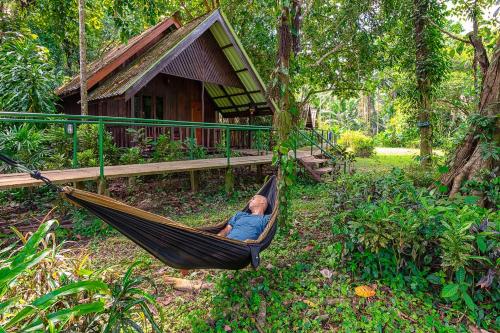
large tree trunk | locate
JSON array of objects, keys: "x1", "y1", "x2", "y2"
[
  {"x1": 78, "y1": 0, "x2": 88, "y2": 115},
  {"x1": 414, "y1": 0, "x2": 433, "y2": 167},
  {"x1": 440, "y1": 37, "x2": 500, "y2": 200}
]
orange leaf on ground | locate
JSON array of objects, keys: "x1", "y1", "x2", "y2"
[{"x1": 354, "y1": 285, "x2": 376, "y2": 298}]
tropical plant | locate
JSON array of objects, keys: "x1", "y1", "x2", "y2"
[
  {"x1": 338, "y1": 130, "x2": 375, "y2": 157},
  {"x1": 0, "y1": 32, "x2": 58, "y2": 113},
  {"x1": 0, "y1": 124, "x2": 48, "y2": 171},
  {"x1": 0, "y1": 219, "x2": 164, "y2": 332}
]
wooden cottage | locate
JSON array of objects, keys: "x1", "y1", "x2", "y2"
[{"x1": 56, "y1": 9, "x2": 274, "y2": 147}]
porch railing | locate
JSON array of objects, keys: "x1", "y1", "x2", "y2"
[{"x1": 0, "y1": 112, "x2": 273, "y2": 181}]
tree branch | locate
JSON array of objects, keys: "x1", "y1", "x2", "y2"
[
  {"x1": 428, "y1": 18, "x2": 471, "y2": 44},
  {"x1": 309, "y1": 44, "x2": 343, "y2": 67}
]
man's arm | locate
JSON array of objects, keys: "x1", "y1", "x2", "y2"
[{"x1": 217, "y1": 224, "x2": 232, "y2": 237}]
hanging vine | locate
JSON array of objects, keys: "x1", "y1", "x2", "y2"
[{"x1": 270, "y1": 0, "x2": 302, "y2": 228}]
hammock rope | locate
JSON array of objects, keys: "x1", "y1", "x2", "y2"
[{"x1": 0, "y1": 153, "x2": 278, "y2": 270}]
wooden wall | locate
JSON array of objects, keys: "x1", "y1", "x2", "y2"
[{"x1": 59, "y1": 74, "x2": 220, "y2": 147}]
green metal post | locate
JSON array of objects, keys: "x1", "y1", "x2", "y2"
[
  {"x1": 226, "y1": 127, "x2": 231, "y2": 166},
  {"x1": 310, "y1": 130, "x2": 314, "y2": 155},
  {"x1": 189, "y1": 128, "x2": 194, "y2": 160},
  {"x1": 98, "y1": 119, "x2": 104, "y2": 180},
  {"x1": 72, "y1": 123, "x2": 78, "y2": 168}
]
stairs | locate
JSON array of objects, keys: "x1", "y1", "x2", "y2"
[{"x1": 297, "y1": 153, "x2": 334, "y2": 182}]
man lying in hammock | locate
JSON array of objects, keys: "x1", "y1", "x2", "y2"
[{"x1": 217, "y1": 194, "x2": 270, "y2": 241}]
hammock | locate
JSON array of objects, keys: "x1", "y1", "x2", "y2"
[{"x1": 0, "y1": 153, "x2": 278, "y2": 270}]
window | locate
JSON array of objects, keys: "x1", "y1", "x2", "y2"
[
  {"x1": 156, "y1": 96, "x2": 164, "y2": 120},
  {"x1": 133, "y1": 96, "x2": 141, "y2": 118},
  {"x1": 142, "y1": 96, "x2": 152, "y2": 119}
]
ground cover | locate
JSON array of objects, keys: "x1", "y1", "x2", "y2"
[{"x1": 69, "y1": 150, "x2": 496, "y2": 332}]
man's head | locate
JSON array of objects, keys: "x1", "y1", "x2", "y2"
[{"x1": 249, "y1": 195, "x2": 268, "y2": 215}]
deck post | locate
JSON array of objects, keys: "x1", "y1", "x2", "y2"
[
  {"x1": 226, "y1": 127, "x2": 231, "y2": 167},
  {"x1": 72, "y1": 123, "x2": 78, "y2": 168},
  {"x1": 257, "y1": 130, "x2": 261, "y2": 155},
  {"x1": 189, "y1": 127, "x2": 194, "y2": 160},
  {"x1": 190, "y1": 170, "x2": 200, "y2": 192},
  {"x1": 98, "y1": 118, "x2": 104, "y2": 180},
  {"x1": 225, "y1": 167, "x2": 234, "y2": 195}
]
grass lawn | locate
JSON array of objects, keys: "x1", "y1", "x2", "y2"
[
  {"x1": 355, "y1": 147, "x2": 443, "y2": 172},
  {"x1": 80, "y1": 151, "x2": 476, "y2": 332}
]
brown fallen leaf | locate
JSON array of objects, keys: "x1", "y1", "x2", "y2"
[
  {"x1": 320, "y1": 268, "x2": 333, "y2": 279},
  {"x1": 469, "y1": 325, "x2": 491, "y2": 333},
  {"x1": 164, "y1": 277, "x2": 214, "y2": 291}
]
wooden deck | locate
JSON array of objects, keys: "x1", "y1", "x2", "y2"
[{"x1": 0, "y1": 155, "x2": 272, "y2": 190}]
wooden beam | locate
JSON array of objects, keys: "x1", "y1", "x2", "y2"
[
  {"x1": 215, "y1": 102, "x2": 267, "y2": 111},
  {"x1": 212, "y1": 90, "x2": 260, "y2": 100},
  {"x1": 219, "y1": 108, "x2": 273, "y2": 118},
  {"x1": 219, "y1": 85, "x2": 238, "y2": 109},
  {"x1": 221, "y1": 43, "x2": 233, "y2": 49},
  {"x1": 235, "y1": 68, "x2": 248, "y2": 73}
]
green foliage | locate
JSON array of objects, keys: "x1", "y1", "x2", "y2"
[
  {"x1": 0, "y1": 32, "x2": 57, "y2": 113},
  {"x1": 338, "y1": 130, "x2": 375, "y2": 157},
  {"x1": 0, "y1": 124, "x2": 48, "y2": 171},
  {"x1": 152, "y1": 134, "x2": 183, "y2": 161},
  {"x1": 77, "y1": 124, "x2": 118, "y2": 167},
  {"x1": 0, "y1": 219, "x2": 163, "y2": 332},
  {"x1": 331, "y1": 169, "x2": 499, "y2": 322},
  {"x1": 183, "y1": 138, "x2": 207, "y2": 159},
  {"x1": 101, "y1": 261, "x2": 164, "y2": 333},
  {"x1": 119, "y1": 147, "x2": 143, "y2": 165}
]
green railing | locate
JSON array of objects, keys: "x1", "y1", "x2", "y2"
[
  {"x1": 0, "y1": 112, "x2": 273, "y2": 180},
  {"x1": 295, "y1": 128, "x2": 346, "y2": 172}
]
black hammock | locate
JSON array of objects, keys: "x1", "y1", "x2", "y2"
[{"x1": 0, "y1": 153, "x2": 278, "y2": 270}]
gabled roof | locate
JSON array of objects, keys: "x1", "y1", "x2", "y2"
[
  {"x1": 56, "y1": 16, "x2": 181, "y2": 97},
  {"x1": 57, "y1": 9, "x2": 274, "y2": 117}
]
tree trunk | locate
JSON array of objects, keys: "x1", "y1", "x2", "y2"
[
  {"x1": 78, "y1": 0, "x2": 88, "y2": 115},
  {"x1": 440, "y1": 37, "x2": 500, "y2": 200},
  {"x1": 414, "y1": 0, "x2": 433, "y2": 167}
]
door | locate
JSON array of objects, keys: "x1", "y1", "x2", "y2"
[{"x1": 191, "y1": 101, "x2": 203, "y2": 145}]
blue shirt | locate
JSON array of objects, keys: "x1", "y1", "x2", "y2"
[{"x1": 226, "y1": 212, "x2": 270, "y2": 241}]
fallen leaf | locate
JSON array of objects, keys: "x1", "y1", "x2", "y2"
[
  {"x1": 320, "y1": 268, "x2": 332, "y2": 279},
  {"x1": 354, "y1": 285, "x2": 376, "y2": 298},
  {"x1": 303, "y1": 244, "x2": 314, "y2": 252},
  {"x1": 469, "y1": 325, "x2": 490, "y2": 333},
  {"x1": 164, "y1": 277, "x2": 214, "y2": 291},
  {"x1": 303, "y1": 299, "x2": 318, "y2": 307}
]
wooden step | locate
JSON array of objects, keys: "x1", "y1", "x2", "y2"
[
  {"x1": 315, "y1": 166, "x2": 333, "y2": 175},
  {"x1": 300, "y1": 157, "x2": 329, "y2": 165}
]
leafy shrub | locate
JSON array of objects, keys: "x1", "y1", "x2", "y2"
[
  {"x1": 0, "y1": 32, "x2": 57, "y2": 113},
  {"x1": 0, "y1": 124, "x2": 48, "y2": 171},
  {"x1": 331, "y1": 169, "x2": 499, "y2": 324},
  {"x1": 77, "y1": 124, "x2": 118, "y2": 166},
  {"x1": 152, "y1": 134, "x2": 184, "y2": 161},
  {"x1": 0, "y1": 219, "x2": 163, "y2": 332},
  {"x1": 119, "y1": 147, "x2": 143, "y2": 165},
  {"x1": 338, "y1": 130, "x2": 375, "y2": 157},
  {"x1": 184, "y1": 138, "x2": 207, "y2": 159}
]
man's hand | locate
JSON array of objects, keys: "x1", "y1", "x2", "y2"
[{"x1": 217, "y1": 224, "x2": 232, "y2": 237}]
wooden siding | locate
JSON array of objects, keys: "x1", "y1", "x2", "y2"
[{"x1": 162, "y1": 30, "x2": 242, "y2": 88}]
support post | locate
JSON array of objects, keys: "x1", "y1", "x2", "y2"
[
  {"x1": 72, "y1": 123, "x2": 78, "y2": 168},
  {"x1": 189, "y1": 127, "x2": 194, "y2": 160},
  {"x1": 190, "y1": 170, "x2": 200, "y2": 192},
  {"x1": 98, "y1": 118, "x2": 104, "y2": 180},
  {"x1": 225, "y1": 167, "x2": 234, "y2": 196},
  {"x1": 257, "y1": 130, "x2": 261, "y2": 155},
  {"x1": 226, "y1": 127, "x2": 231, "y2": 167}
]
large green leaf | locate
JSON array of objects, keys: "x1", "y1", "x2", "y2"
[
  {"x1": 441, "y1": 283, "x2": 459, "y2": 298},
  {"x1": 5, "y1": 280, "x2": 109, "y2": 329},
  {"x1": 20, "y1": 301, "x2": 105, "y2": 332},
  {"x1": 0, "y1": 249, "x2": 51, "y2": 295},
  {"x1": 11, "y1": 220, "x2": 56, "y2": 267}
]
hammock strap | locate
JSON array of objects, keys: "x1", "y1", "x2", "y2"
[{"x1": 0, "y1": 153, "x2": 62, "y2": 192}]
